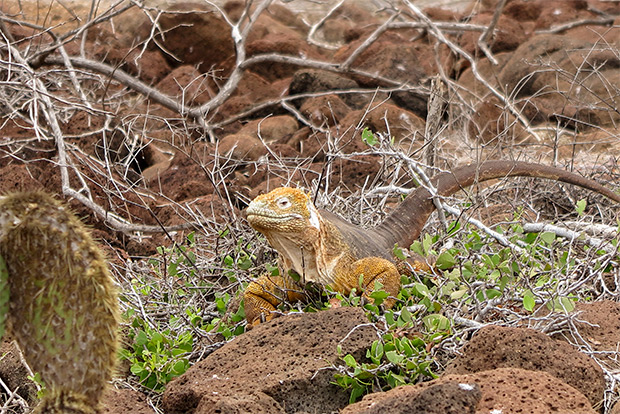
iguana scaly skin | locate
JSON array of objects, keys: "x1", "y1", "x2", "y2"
[{"x1": 244, "y1": 161, "x2": 620, "y2": 325}]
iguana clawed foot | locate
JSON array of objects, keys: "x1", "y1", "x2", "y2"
[{"x1": 244, "y1": 256, "x2": 404, "y2": 326}]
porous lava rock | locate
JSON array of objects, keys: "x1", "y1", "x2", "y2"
[
  {"x1": 144, "y1": 2, "x2": 234, "y2": 73},
  {"x1": 343, "y1": 368, "x2": 596, "y2": 414},
  {"x1": 300, "y1": 94, "x2": 352, "y2": 127},
  {"x1": 155, "y1": 66, "x2": 213, "y2": 107},
  {"x1": 217, "y1": 132, "x2": 267, "y2": 162},
  {"x1": 563, "y1": 301, "x2": 620, "y2": 365},
  {"x1": 459, "y1": 12, "x2": 530, "y2": 56},
  {"x1": 341, "y1": 381, "x2": 481, "y2": 414},
  {"x1": 498, "y1": 34, "x2": 620, "y2": 129},
  {"x1": 238, "y1": 115, "x2": 299, "y2": 143},
  {"x1": 444, "y1": 325, "x2": 605, "y2": 407},
  {"x1": 162, "y1": 307, "x2": 377, "y2": 414},
  {"x1": 289, "y1": 69, "x2": 362, "y2": 109}
]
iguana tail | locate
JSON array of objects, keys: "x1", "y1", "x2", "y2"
[{"x1": 374, "y1": 160, "x2": 620, "y2": 249}]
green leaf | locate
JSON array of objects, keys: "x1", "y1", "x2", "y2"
[
  {"x1": 450, "y1": 288, "x2": 467, "y2": 300},
  {"x1": 150, "y1": 332, "x2": 164, "y2": 345},
  {"x1": 361, "y1": 128, "x2": 378, "y2": 146},
  {"x1": 540, "y1": 231, "x2": 556, "y2": 245},
  {"x1": 575, "y1": 199, "x2": 586, "y2": 216},
  {"x1": 422, "y1": 234, "x2": 433, "y2": 256},
  {"x1": 547, "y1": 297, "x2": 575, "y2": 312},
  {"x1": 265, "y1": 263, "x2": 279, "y2": 276},
  {"x1": 423, "y1": 314, "x2": 451, "y2": 332},
  {"x1": 522, "y1": 290, "x2": 535, "y2": 312},
  {"x1": 288, "y1": 270, "x2": 301, "y2": 283},
  {"x1": 369, "y1": 289, "x2": 388, "y2": 306},
  {"x1": 130, "y1": 363, "x2": 146, "y2": 375},
  {"x1": 393, "y1": 245, "x2": 406, "y2": 261},
  {"x1": 436, "y1": 250, "x2": 456, "y2": 270},
  {"x1": 350, "y1": 384, "x2": 366, "y2": 404},
  {"x1": 171, "y1": 360, "x2": 188, "y2": 376},
  {"x1": 385, "y1": 350, "x2": 403, "y2": 364},
  {"x1": 410, "y1": 241, "x2": 424, "y2": 256},
  {"x1": 238, "y1": 257, "x2": 252, "y2": 270},
  {"x1": 135, "y1": 330, "x2": 149, "y2": 347},
  {"x1": 412, "y1": 283, "x2": 430, "y2": 297},
  {"x1": 400, "y1": 307, "x2": 412, "y2": 323},
  {"x1": 343, "y1": 354, "x2": 357, "y2": 368},
  {"x1": 372, "y1": 341, "x2": 384, "y2": 359}
]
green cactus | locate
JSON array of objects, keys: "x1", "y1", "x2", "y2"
[{"x1": 0, "y1": 191, "x2": 119, "y2": 414}]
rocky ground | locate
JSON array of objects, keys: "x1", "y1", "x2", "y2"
[{"x1": 0, "y1": 0, "x2": 619, "y2": 413}]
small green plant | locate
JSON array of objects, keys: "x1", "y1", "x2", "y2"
[
  {"x1": 27, "y1": 373, "x2": 46, "y2": 400},
  {"x1": 361, "y1": 127, "x2": 378, "y2": 146},
  {"x1": 121, "y1": 232, "x2": 250, "y2": 391},
  {"x1": 121, "y1": 311, "x2": 192, "y2": 392},
  {"x1": 333, "y1": 315, "x2": 439, "y2": 403}
]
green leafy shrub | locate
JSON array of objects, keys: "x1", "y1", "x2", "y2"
[
  {"x1": 330, "y1": 214, "x2": 618, "y2": 402},
  {"x1": 120, "y1": 232, "x2": 249, "y2": 391}
]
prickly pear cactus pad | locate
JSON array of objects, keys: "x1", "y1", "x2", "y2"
[{"x1": 0, "y1": 192, "x2": 119, "y2": 413}]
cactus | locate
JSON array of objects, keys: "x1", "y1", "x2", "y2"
[{"x1": 0, "y1": 191, "x2": 119, "y2": 414}]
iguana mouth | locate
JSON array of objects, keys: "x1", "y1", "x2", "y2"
[
  {"x1": 245, "y1": 206, "x2": 302, "y2": 222},
  {"x1": 246, "y1": 212, "x2": 301, "y2": 221}
]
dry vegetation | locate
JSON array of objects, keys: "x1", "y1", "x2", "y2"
[{"x1": 0, "y1": 0, "x2": 619, "y2": 412}]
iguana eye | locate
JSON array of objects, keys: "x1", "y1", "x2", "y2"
[{"x1": 276, "y1": 197, "x2": 291, "y2": 209}]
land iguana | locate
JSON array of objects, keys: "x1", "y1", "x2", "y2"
[{"x1": 243, "y1": 161, "x2": 620, "y2": 326}]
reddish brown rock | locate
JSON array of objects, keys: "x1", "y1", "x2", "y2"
[
  {"x1": 123, "y1": 49, "x2": 172, "y2": 84},
  {"x1": 334, "y1": 31, "x2": 430, "y2": 116},
  {"x1": 289, "y1": 69, "x2": 363, "y2": 109},
  {"x1": 300, "y1": 94, "x2": 352, "y2": 127},
  {"x1": 336, "y1": 103, "x2": 426, "y2": 150},
  {"x1": 534, "y1": 0, "x2": 593, "y2": 30},
  {"x1": 162, "y1": 307, "x2": 377, "y2": 414},
  {"x1": 504, "y1": 0, "x2": 543, "y2": 21},
  {"x1": 460, "y1": 12, "x2": 530, "y2": 56},
  {"x1": 344, "y1": 368, "x2": 596, "y2": 414},
  {"x1": 445, "y1": 325, "x2": 605, "y2": 407},
  {"x1": 156, "y1": 65, "x2": 213, "y2": 106},
  {"x1": 217, "y1": 132, "x2": 268, "y2": 162},
  {"x1": 342, "y1": 381, "x2": 481, "y2": 414},
  {"x1": 0, "y1": 164, "x2": 44, "y2": 193},
  {"x1": 566, "y1": 301, "x2": 620, "y2": 358},
  {"x1": 0, "y1": 340, "x2": 37, "y2": 404},
  {"x1": 238, "y1": 115, "x2": 299, "y2": 143},
  {"x1": 144, "y1": 2, "x2": 234, "y2": 73},
  {"x1": 245, "y1": 32, "x2": 324, "y2": 82},
  {"x1": 149, "y1": 142, "x2": 216, "y2": 201},
  {"x1": 498, "y1": 34, "x2": 620, "y2": 129}
]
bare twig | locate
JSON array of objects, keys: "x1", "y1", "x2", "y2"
[
  {"x1": 523, "y1": 222, "x2": 618, "y2": 254},
  {"x1": 402, "y1": 0, "x2": 544, "y2": 143},
  {"x1": 477, "y1": 0, "x2": 507, "y2": 65}
]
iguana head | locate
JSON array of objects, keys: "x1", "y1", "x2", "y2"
[{"x1": 245, "y1": 187, "x2": 321, "y2": 234}]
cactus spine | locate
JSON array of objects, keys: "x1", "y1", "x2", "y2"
[{"x1": 0, "y1": 192, "x2": 119, "y2": 414}]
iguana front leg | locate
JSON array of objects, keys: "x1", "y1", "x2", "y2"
[
  {"x1": 244, "y1": 274, "x2": 306, "y2": 326},
  {"x1": 332, "y1": 257, "x2": 401, "y2": 309}
]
